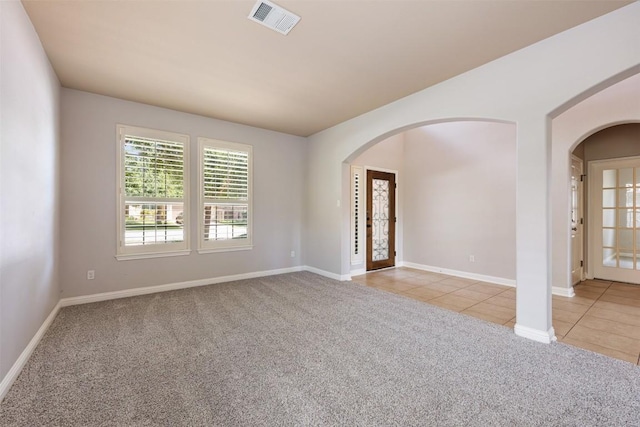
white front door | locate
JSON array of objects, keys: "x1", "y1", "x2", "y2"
[
  {"x1": 589, "y1": 156, "x2": 640, "y2": 284},
  {"x1": 571, "y1": 156, "x2": 584, "y2": 285}
]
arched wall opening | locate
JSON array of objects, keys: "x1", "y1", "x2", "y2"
[
  {"x1": 302, "y1": 4, "x2": 639, "y2": 342},
  {"x1": 572, "y1": 123, "x2": 640, "y2": 285},
  {"x1": 344, "y1": 120, "x2": 518, "y2": 287},
  {"x1": 550, "y1": 73, "x2": 640, "y2": 294}
]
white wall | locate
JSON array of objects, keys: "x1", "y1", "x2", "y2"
[
  {"x1": 403, "y1": 122, "x2": 516, "y2": 281},
  {"x1": 305, "y1": 3, "x2": 640, "y2": 340},
  {"x1": 350, "y1": 133, "x2": 404, "y2": 273},
  {"x1": 60, "y1": 89, "x2": 306, "y2": 298},
  {"x1": 0, "y1": 1, "x2": 61, "y2": 381}
]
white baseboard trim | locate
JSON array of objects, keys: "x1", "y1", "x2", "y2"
[
  {"x1": 402, "y1": 262, "x2": 516, "y2": 287},
  {"x1": 552, "y1": 286, "x2": 575, "y2": 297},
  {"x1": 514, "y1": 324, "x2": 557, "y2": 344},
  {"x1": 60, "y1": 266, "x2": 304, "y2": 307},
  {"x1": 0, "y1": 301, "x2": 61, "y2": 402},
  {"x1": 303, "y1": 266, "x2": 351, "y2": 281}
]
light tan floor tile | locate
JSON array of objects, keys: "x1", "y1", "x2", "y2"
[
  {"x1": 564, "y1": 324, "x2": 640, "y2": 355},
  {"x1": 462, "y1": 302, "x2": 515, "y2": 322},
  {"x1": 498, "y1": 289, "x2": 516, "y2": 299},
  {"x1": 551, "y1": 299, "x2": 592, "y2": 315},
  {"x1": 462, "y1": 310, "x2": 506, "y2": 325},
  {"x1": 419, "y1": 282, "x2": 463, "y2": 294},
  {"x1": 577, "y1": 315, "x2": 640, "y2": 340},
  {"x1": 599, "y1": 294, "x2": 640, "y2": 308},
  {"x1": 398, "y1": 275, "x2": 441, "y2": 287},
  {"x1": 436, "y1": 277, "x2": 478, "y2": 288},
  {"x1": 353, "y1": 275, "x2": 390, "y2": 286},
  {"x1": 560, "y1": 337, "x2": 639, "y2": 364},
  {"x1": 450, "y1": 288, "x2": 494, "y2": 302},
  {"x1": 586, "y1": 306, "x2": 640, "y2": 327},
  {"x1": 560, "y1": 295, "x2": 598, "y2": 306},
  {"x1": 592, "y1": 300, "x2": 640, "y2": 316},
  {"x1": 397, "y1": 267, "x2": 424, "y2": 275},
  {"x1": 483, "y1": 295, "x2": 515, "y2": 310},
  {"x1": 580, "y1": 279, "x2": 611, "y2": 289},
  {"x1": 464, "y1": 283, "x2": 510, "y2": 296},
  {"x1": 376, "y1": 281, "x2": 420, "y2": 292},
  {"x1": 577, "y1": 283, "x2": 609, "y2": 293},
  {"x1": 503, "y1": 319, "x2": 516, "y2": 328},
  {"x1": 552, "y1": 308, "x2": 584, "y2": 324},
  {"x1": 573, "y1": 288, "x2": 607, "y2": 300},
  {"x1": 401, "y1": 287, "x2": 447, "y2": 301},
  {"x1": 373, "y1": 268, "x2": 418, "y2": 279},
  {"x1": 602, "y1": 287, "x2": 640, "y2": 300},
  {"x1": 552, "y1": 319, "x2": 575, "y2": 337},
  {"x1": 414, "y1": 272, "x2": 449, "y2": 280},
  {"x1": 608, "y1": 282, "x2": 640, "y2": 291},
  {"x1": 428, "y1": 294, "x2": 478, "y2": 311}
]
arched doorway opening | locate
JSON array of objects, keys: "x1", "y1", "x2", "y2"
[{"x1": 573, "y1": 124, "x2": 640, "y2": 284}]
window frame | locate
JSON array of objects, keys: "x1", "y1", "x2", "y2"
[
  {"x1": 198, "y1": 137, "x2": 253, "y2": 253},
  {"x1": 116, "y1": 124, "x2": 190, "y2": 260}
]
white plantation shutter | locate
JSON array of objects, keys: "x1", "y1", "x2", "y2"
[
  {"x1": 198, "y1": 138, "x2": 253, "y2": 252},
  {"x1": 203, "y1": 148, "x2": 249, "y2": 200},
  {"x1": 124, "y1": 136, "x2": 185, "y2": 199},
  {"x1": 117, "y1": 125, "x2": 190, "y2": 260}
]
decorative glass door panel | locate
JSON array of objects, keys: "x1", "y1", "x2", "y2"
[
  {"x1": 366, "y1": 170, "x2": 396, "y2": 271},
  {"x1": 590, "y1": 157, "x2": 640, "y2": 284},
  {"x1": 372, "y1": 179, "x2": 390, "y2": 261}
]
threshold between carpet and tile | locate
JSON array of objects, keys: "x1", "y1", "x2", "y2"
[
  {"x1": 352, "y1": 267, "x2": 640, "y2": 365},
  {"x1": 0, "y1": 271, "x2": 638, "y2": 426}
]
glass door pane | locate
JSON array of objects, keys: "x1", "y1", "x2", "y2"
[
  {"x1": 595, "y1": 161, "x2": 640, "y2": 283},
  {"x1": 371, "y1": 178, "x2": 390, "y2": 261}
]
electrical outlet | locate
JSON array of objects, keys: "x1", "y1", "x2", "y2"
[
  {"x1": 290, "y1": 251, "x2": 295, "y2": 258},
  {"x1": 469, "y1": 255, "x2": 475, "y2": 262},
  {"x1": 87, "y1": 270, "x2": 95, "y2": 280}
]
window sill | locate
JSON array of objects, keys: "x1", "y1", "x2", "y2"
[
  {"x1": 115, "y1": 249, "x2": 191, "y2": 261},
  {"x1": 197, "y1": 245, "x2": 253, "y2": 255}
]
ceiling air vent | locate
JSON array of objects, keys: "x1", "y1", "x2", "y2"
[{"x1": 248, "y1": 0, "x2": 300, "y2": 35}]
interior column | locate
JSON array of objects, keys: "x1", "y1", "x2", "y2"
[{"x1": 514, "y1": 117, "x2": 555, "y2": 343}]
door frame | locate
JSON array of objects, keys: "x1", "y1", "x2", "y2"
[
  {"x1": 363, "y1": 166, "x2": 399, "y2": 272},
  {"x1": 570, "y1": 155, "x2": 584, "y2": 284},
  {"x1": 587, "y1": 155, "x2": 640, "y2": 283}
]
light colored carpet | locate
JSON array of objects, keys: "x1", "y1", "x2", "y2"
[{"x1": 1, "y1": 271, "x2": 638, "y2": 426}]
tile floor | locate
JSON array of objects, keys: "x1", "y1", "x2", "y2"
[{"x1": 351, "y1": 267, "x2": 640, "y2": 365}]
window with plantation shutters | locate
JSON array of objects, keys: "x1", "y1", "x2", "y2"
[
  {"x1": 116, "y1": 125, "x2": 190, "y2": 260},
  {"x1": 198, "y1": 138, "x2": 253, "y2": 252}
]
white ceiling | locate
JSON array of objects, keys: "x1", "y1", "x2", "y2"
[{"x1": 22, "y1": 0, "x2": 631, "y2": 136}]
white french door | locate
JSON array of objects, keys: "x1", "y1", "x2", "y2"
[{"x1": 589, "y1": 156, "x2": 640, "y2": 284}]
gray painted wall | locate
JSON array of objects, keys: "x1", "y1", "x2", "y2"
[
  {"x1": 59, "y1": 89, "x2": 306, "y2": 298},
  {"x1": 403, "y1": 122, "x2": 517, "y2": 280},
  {"x1": 0, "y1": 1, "x2": 61, "y2": 380}
]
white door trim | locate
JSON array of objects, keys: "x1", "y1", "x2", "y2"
[
  {"x1": 570, "y1": 155, "x2": 584, "y2": 285},
  {"x1": 588, "y1": 155, "x2": 640, "y2": 284}
]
